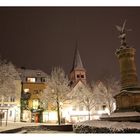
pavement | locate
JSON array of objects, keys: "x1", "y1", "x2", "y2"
[
  {"x1": 0, "y1": 121, "x2": 74, "y2": 133},
  {"x1": 0, "y1": 121, "x2": 41, "y2": 133}
]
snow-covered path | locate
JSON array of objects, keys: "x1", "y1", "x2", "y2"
[
  {"x1": 0, "y1": 121, "x2": 74, "y2": 133},
  {"x1": 0, "y1": 121, "x2": 54, "y2": 133}
]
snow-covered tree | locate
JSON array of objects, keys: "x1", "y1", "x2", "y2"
[
  {"x1": 40, "y1": 67, "x2": 71, "y2": 125},
  {"x1": 94, "y1": 81, "x2": 109, "y2": 112},
  {"x1": 0, "y1": 57, "x2": 20, "y2": 105},
  {"x1": 103, "y1": 76, "x2": 120, "y2": 113},
  {"x1": 71, "y1": 82, "x2": 99, "y2": 120},
  {"x1": 95, "y1": 77, "x2": 120, "y2": 114}
]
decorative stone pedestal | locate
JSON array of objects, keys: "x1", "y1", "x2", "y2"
[
  {"x1": 110, "y1": 88, "x2": 140, "y2": 122},
  {"x1": 115, "y1": 89, "x2": 140, "y2": 112},
  {"x1": 101, "y1": 89, "x2": 140, "y2": 122}
]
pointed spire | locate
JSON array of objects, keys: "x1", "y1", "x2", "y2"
[{"x1": 72, "y1": 41, "x2": 84, "y2": 70}]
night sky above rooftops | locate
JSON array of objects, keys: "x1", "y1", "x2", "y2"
[{"x1": 0, "y1": 7, "x2": 140, "y2": 82}]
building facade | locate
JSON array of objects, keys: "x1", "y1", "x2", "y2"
[
  {"x1": 18, "y1": 68, "x2": 47, "y2": 123},
  {"x1": 0, "y1": 79, "x2": 21, "y2": 123}
]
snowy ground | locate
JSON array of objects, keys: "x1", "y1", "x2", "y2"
[
  {"x1": 27, "y1": 130, "x2": 73, "y2": 134},
  {"x1": 0, "y1": 121, "x2": 41, "y2": 132}
]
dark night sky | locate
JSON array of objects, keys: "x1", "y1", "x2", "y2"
[{"x1": 0, "y1": 7, "x2": 140, "y2": 82}]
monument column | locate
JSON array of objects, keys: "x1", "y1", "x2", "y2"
[{"x1": 116, "y1": 47, "x2": 138, "y2": 90}]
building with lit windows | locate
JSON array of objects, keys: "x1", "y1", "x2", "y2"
[
  {"x1": 17, "y1": 68, "x2": 47, "y2": 123},
  {"x1": 16, "y1": 48, "x2": 114, "y2": 124},
  {"x1": 0, "y1": 79, "x2": 21, "y2": 123}
]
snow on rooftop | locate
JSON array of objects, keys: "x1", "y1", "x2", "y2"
[{"x1": 17, "y1": 68, "x2": 47, "y2": 77}]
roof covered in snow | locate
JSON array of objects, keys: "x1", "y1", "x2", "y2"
[{"x1": 17, "y1": 68, "x2": 47, "y2": 78}]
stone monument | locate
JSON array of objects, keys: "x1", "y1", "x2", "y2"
[
  {"x1": 101, "y1": 21, "x2": 140, "y2": 122},
  {"x1": 115, "y1": 21, "x2": 140, "y2": 113}
]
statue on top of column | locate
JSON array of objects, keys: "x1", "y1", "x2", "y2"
[{"x1": 116, "y1": 20, "x2": 132, "y2": 48}]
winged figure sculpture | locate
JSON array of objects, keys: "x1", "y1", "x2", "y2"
[{"x1": 115, "y1": 20, "x2": 132, "y2": 47}]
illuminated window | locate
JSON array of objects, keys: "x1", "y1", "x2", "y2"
[
  {"x1": 24, "y1": 88, "x2": 29, "y2": 93},
  {"x1": 27, "y1": 78, "x2": 36, "y2": 82},
  {"x1": 32, "y1": 99, "x2": 39, "y2": 109}
]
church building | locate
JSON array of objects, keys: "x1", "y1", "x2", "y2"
[{"x1": 61, "y1": 46, "x2": 111, "y2": 123}]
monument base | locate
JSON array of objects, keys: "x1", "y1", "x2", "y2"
[
  {"x1": 101, "y1": 111, "x2": 140, "y2": 122},
  {"x1": 114, "y1": 88, "x2": 140, "y2": 112},
  {"x1": 101, "y1": 88, "x2": 140, "y2": 122}
]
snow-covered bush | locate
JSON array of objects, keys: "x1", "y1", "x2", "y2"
[{"x1": 73, "y1": 120, "x2": 140, "y2": 133}]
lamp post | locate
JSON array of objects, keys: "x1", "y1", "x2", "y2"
[{"x1": 20, "y1": 81, "x2": 23, "y2": 122}]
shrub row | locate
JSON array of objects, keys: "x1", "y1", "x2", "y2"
[{"x1": 73, "y1": 122, "x2": 140, "y2": 133}]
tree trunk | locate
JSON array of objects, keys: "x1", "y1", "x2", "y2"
[
  {"x1": 88, "y1": 110, "x2": 90, "y2": 120},
  {"x1": 107, "y1": 101, "x2": 112, "y2": 115},
  {"x1": 0, "y1": 113, "x2": 2, "y2": 126},
  {"x1": 56, "y1": 94, "x2": 61, "y2": 125}
]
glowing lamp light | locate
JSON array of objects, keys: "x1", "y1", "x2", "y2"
[{"x1": 24, "y1": 88, "x2": 29, "y2": 93}]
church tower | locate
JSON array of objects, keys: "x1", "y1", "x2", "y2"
[{"x1": 69, "y1": 46, "x2": 86, "y2": 86}]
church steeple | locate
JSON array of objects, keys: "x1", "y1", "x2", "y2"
[
  {"x1": 72, "y1": 46, "x2": 84, "y2": 70},
  {"x1": 69, "y1": 43, "x2": 86, "y2": 86}
]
